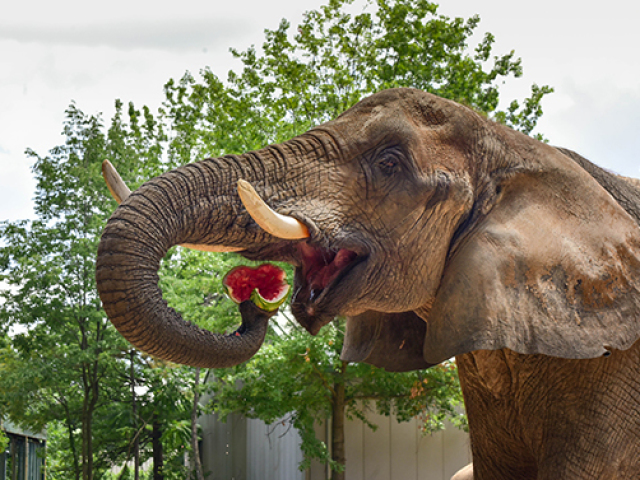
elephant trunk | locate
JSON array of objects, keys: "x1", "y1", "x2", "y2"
[{"x1": 96, "y1": 152, "x2": 293, "y2": 367}]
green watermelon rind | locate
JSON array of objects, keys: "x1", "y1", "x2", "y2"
[{"x1": 250, "y1": 283, "x2": 290, "y2": 311}]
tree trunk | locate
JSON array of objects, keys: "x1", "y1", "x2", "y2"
[
  {"x1": 81, "y1": 403, "x2": 93, "y2": 480},
  {"x1": 152, "y1": 414, "x2": 164, "y2": 480},
  {"x1": 191, "y1": 367, "x2": 205, "y2": 480},
  {"x1": 331, "y1": 361, "x2": 347, "y2": 480},
  {"x1": 131, "y1": 350, "x2": 140, "y2": 480},
  {"x1": 63, "y1": 406, "x2": 81, "y2": 480},
  {"x1": 81, "y1": 328, "x2": 100, "y2": 480}
]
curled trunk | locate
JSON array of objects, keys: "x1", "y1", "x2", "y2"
[{"x1": 96, "y1": 156, "x2": 279, "y2": 368}]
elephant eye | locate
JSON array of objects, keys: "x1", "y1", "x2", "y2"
[{"x1": 376, "y1": 153, "x2": 401, "y2": 175}]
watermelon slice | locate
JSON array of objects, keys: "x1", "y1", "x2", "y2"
[{"x1": 223, "y1": 264, "x2": 290, "y2": 312}]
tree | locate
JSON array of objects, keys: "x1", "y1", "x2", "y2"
[
  {"x1": 159, "y1": 0, "x2": 552, "y2": 477},
  {"x1": 0, "y1": 101, "x2": 182, "y2": 480},
  {"x1": 0, "y1": 104, "x2": 124, "y2": 480},
  {"x1": 0, "y1": 335, "x2": 10, "y2": 454},
  {"x1": 0, "y1": 97, "x2": 236, "y2": 480}
]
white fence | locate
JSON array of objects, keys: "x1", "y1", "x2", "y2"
[
  {"x1": 308, "y1": 412, "x2": 471, "y2": 480},
  {"x1": 200, "y1": 412, "x2": 305, "y2": 480},
  {"x1": 199, "y1": 408, "x2": 470, "y2": 480}
]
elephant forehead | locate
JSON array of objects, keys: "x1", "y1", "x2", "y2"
[
  {"x1": 314, "y1": 108, "x2": 469, "y2": 178},
  {"x1": 322, "y1": 105, "x2": 417, "y2": 148},
  {"x1": 313, "y1": 89, "x2": 468, "y2": 159}
]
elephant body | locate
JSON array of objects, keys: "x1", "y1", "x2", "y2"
[
  {"x1": 97, "y1": 88, "x2": 640, "y2": 479},
  {"x1": 459, "y1": 344, "x2": 640, "y2": 479}
]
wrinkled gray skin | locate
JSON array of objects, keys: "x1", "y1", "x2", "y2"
[{"x1": 96, "y1": 88, "x2": 640, "y2": 479}]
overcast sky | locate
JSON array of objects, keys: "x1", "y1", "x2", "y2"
[{"x1": 2, "y1": 0, "x2": 639, "y2": 222}]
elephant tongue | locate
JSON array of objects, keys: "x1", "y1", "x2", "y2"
[{"x1": 298, "y1": 243, "x2": 358, "y2": 297}]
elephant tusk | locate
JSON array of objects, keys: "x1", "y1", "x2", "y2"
[
  {"x1": 102, "y1": 159, "x2": 131, "y2": 204},
  {"x1": 102, "y1": 160, "x2": 243, "y2": 253},
  {"x1": 237, "y1": 179, "x2": 310, "y2": 240},
  {"x1": 179, "y1": 243, "x2": 244, "y2": 253}
]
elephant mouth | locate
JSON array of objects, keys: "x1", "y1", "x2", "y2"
[
  {"x1": 243, "y1": 239, "x2": 366, "y2": 334},
  {"x1": 291, "y1": 242, "x2": 366, "y2": 333}
]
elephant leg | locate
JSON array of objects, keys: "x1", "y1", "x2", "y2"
[
  {"x1": 471, "y1": 459, "x2": 537, "y2": 480},
  {"x1": 450, "y1": 463, "x2": 473, "y2": 480}
]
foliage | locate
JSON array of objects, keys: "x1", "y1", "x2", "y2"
[
  {"x1": 0, "y1": 335, "x2": 10, "y2": 454},
  {"x1": 0, "y1": 429, "x2": 8, "y2": 454},
  {"x1": 0, "y1": 104, "x2": 124, "y2": 480},
  {"x1": 159, "y1": 249, "x2": 246, "y2": 334},
  {"x1": 158, "y1": 248, "x2": 264, "y2": 479},
  {"x1": 0, "y1": 102, "x2": 188, "y2": 480},
  {"x1": 163, "y1": 0, "x2": 552, "y2": 162}
]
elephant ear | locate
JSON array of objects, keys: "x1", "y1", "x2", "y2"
[
  {"x1": 342, "y1": 311, "x2": 433, "y2": 372},
  {"x1": 422, "y1": 147, "x2": 640, "y2": 364}
]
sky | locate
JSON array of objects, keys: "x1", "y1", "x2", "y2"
[{"x1": 1, "y1": 0, "x2": 639, "y2": 222}]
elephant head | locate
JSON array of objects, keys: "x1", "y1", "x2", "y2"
[{"x1": 96, "y1": 88, "x2": 640, "y2": 371}]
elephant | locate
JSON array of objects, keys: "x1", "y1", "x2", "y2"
[
  {"x1": 96, "y1": 88, "x2": 640, "y2": 479},
  {"x1": 451, "y1": 463, "x2": 473, "y2": 480}
]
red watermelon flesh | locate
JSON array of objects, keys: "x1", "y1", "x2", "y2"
[{"x1": 223, "y1": 264, "x2": 290, "y2": 311}]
